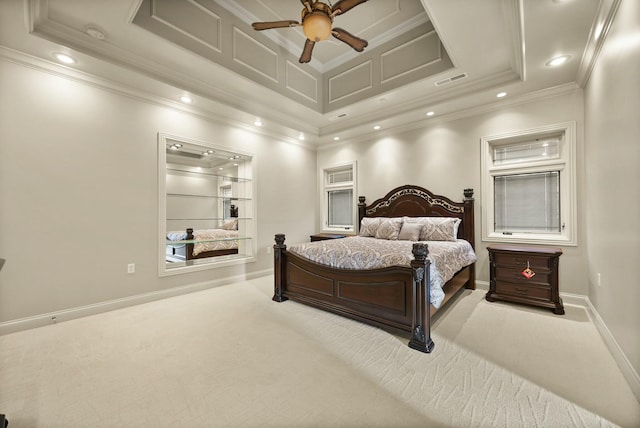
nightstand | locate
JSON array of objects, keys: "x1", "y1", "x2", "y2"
[
  {"x1": 310, "y1": 233, "x2": 347, "y2": 242},
  {"x1": 486, "y1": 244, "x2": 564, "y2": 315}
]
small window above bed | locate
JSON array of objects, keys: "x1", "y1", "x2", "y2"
[{"x1": 321, "y1": 161, "x2": 357, "y2": 233}]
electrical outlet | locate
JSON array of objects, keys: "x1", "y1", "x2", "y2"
[
  {"x1": 266, "y1": 246, "x2": 272, "y2": 254},
  {"x1": 127, "y1": 263, "x2": 135, "y2": 274}
]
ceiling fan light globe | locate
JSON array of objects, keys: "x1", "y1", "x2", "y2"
[{"x1": 303, "y1": 12, "x2": 332, "y2": 42}]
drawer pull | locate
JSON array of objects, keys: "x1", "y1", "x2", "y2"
[{"x1": 514, "y1": 287, "x2": 529, "y2": 295}]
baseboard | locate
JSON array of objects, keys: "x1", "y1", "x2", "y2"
[
  {"x1": 0, "y1": 268, "x2": 273, "y2": 336},
  {"x1": 475, "y1": 281, "x2": 639, "y2": 401},
  {"x1": 583, "y1": 296, "x2": 640, "y2": 402}
]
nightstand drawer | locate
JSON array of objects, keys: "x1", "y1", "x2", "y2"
[
  {"x1": 494, "y1": 267, "x2": 551, "y2": 286},
  {"x1": 493, "y1": 252, "x2": 552, "y2": 269},
  {"x1": 494, "y1": 281, "x2": 551, "y2": 301}
]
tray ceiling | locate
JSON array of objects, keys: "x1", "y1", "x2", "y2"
[{"x1": 0, "y1": 0, "x2": 608, "y2": 146}]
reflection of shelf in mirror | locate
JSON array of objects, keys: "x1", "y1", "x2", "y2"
[
  {"x1": 166, "y1": 236, "x2": 252, "y2": 245},
  {"x1": 167, "y1": 217, "x2": 253, "y2": 221},
  {"x1": 166, "y1": 194, "x2": 252, "y2": 201},
  {"x1": 166, "y1": 168, "x2": 251, "y2": 183}
]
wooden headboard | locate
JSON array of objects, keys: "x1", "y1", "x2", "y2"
[{"x1": 357, "y1": 185, "x2": 475, "y2": 248}]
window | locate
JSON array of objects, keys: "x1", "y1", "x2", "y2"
[
  {"x1": 481, "y1": 122, "x2": 576, "y2": 246},
  {"x1": 321, "y1": 162, "x2": 356, "y2": 232}
]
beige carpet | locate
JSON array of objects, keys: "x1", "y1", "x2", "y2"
[{"x1": 0, "y1": 276, "x2": 638, "y2": 427}]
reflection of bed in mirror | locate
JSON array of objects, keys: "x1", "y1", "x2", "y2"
[{"x1": 166, "y1": 205, "x2": 239, "y2": 261}]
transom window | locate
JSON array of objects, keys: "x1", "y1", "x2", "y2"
[{"x1": 481, "y1": 122, "x2": 577, "y2": 246}]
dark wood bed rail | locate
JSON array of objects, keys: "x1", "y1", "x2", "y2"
[{"x1": 273, "y1": 236, "x2": 435, "y2": 353}]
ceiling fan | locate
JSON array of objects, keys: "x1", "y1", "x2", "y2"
[{"x1": 252, "y1": 0, "x2": 369, "y2": 64}]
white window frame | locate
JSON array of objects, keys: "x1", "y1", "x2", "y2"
[
  {"x1": 481, "y1": 122, "x2": 577, "y2": 246},
  {"x1": 320, "y1": 161, "x2": 357, "y2": 233}
]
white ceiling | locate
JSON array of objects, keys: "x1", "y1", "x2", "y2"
[{"x1": 0, "y1": 0, "x2": 612, "y2": 147}]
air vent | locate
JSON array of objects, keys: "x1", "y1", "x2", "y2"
[
  {"x1": 435, "y1": 73, "x2": 468, "y2": 87},
  {"x1": 328, "y1": 113, "x2": 348, "y2": 121}
]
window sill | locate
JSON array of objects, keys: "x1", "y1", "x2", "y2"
[{"x1": 483, "y1": 233, "x2": 576, "y2": 247}]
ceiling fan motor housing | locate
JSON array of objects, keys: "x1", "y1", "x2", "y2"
[{"x1": 301, "y1": 2, "x2": 333, "y2": 42}]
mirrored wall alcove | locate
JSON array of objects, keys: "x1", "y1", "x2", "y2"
[{"x1": 158, "y1": 133, "x2": 255, "y2": 276}]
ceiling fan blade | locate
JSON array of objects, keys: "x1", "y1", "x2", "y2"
[
  {"x1": 252, "y1": 20, "x2": 299, "y2": 31},
  {"x1": 331, "y1": 0, "x2": 369, "y2": 17},
  {"x1": 332, "y1": 28, "x2": 368, "y2": 52},
  {"x1": 299, "y1": 39, "x2": 315, "y2": 63}
]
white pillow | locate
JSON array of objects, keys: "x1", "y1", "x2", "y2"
[
  {"x1": 359, "y1": 217, "x2": 381, "y2": 237},
  {"x1": 403, "y1": 217, "x2": 461, "y2": 241},
  {"x1": 220, "y1": 218, "x2": 238, "y2": 230},
  {"x1": 397, "y1": 222, "x2": 422, "y2": 241},
  {"x1": 374, "y1": 218, "x2": 403, "y2": 240}
]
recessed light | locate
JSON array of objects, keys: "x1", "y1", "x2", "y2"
[
  {"x1": 546, "y1": 55, "x2": 571, "y2": 67},
  {"x1": 298, "y1": 133, "x2": 305, "y2": 141},
  {"x1": 373, "y1": 125, "x2": 381, "y2": 130},
  {"x1": 53, "y1": 53, "x2": 76, "y2": 64},
  {"x1": 333, "y1": 136, "x2": 340, "y2": 141},
  {"x1": 180, "y1": 95, "x2": 192, "y2": 104},
  {"x1": 254, "y1": 119, "x2": 262, "y2": 127},
  {"x1": 426, "y1": 111, "x2": 435, "y2": 117},
  {"x1": 496, "y1": 92, "x2": 507, "y2": 98}
]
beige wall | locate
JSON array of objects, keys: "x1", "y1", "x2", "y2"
[
  {"x1": 318, "y1": 90, "x2": 588, "y2": 294},
  {"x1": 0, "y1": 60, "x2": 317, "y2": 324},
  {"x1": 584, "y1": 0, "x2": 640, "y2": 378}
]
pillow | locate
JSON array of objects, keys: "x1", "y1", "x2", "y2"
[
  {"x1": 220, "y1": 218, "x2": 238, "y2": 230},
  {"x1": 397, "y1": 222, "x2": 422, "y2": 241},
  {"x1": 403, "y1": 217, "x2": 461, "y2": 241},
  {"x1": 359, "y1": 217, "x2": 381, "y2": 237},
  {"x1": 375, "y1": 218, "x2": 403, "y2": 240}
]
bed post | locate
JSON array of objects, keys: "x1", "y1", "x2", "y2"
[
  {"x1": 357, "y1": 196, "x2": 366, "y2": 229},
  {"x1": 186, "y1": 228, "x2": 195, "y2": 261},
  {"x1": 408, "y1": 243, "x2": 435, "y2": 353},
  {"x1": 463, "y1": 188, "x2": 476, "y2": 290},
  {"x1": 273, "y1": 234, "x2": 288, "y2": 303}
]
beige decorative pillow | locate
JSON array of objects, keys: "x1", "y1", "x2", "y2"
[
  {"x1": 397, "y1": 222, "x2": 422, "y2": 241},
  {"x1": 220, "y1": 218, "x2": 238, "y2": 230},
  {"x1": 375, "y1": 218, "x2": 403, "y2": 240},
  {"x1": 359, "y1": 217, "x2": 381, "y2": 237},
  {"x1": 403, "y1": 217, "x2": 461, "y2": 241}
]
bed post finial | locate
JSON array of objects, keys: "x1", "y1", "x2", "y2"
[
  {"x1": 409, "y1": 242, "x2": 434, "y2": 353},
  {"x1": 464, "y1": 188, "x2": 474, "y2": 200},
  {"x1": 273, "y1": 234, "x2": 288, "y2": 303}
]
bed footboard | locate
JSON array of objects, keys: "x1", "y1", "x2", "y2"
[{"x1": 273, "y1": 234, "x2": 434, "y2": 353}]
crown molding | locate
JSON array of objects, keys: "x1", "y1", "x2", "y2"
[
  {"x1": 0, "y1": 45, "x2": 317, "y2": 150},
  {"x1": 317, "y1": 82, "x2": 581, "y2": 151},
  {"x1": 576, "y1": 0, "x2": 622, "y2": 86}
]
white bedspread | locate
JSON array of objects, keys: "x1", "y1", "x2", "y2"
[
  {"x1": 167, "y1": 229, "x2": 239, "y2": 256},
  {"x1": 288, "y1": 236, "x2": 477, "y2": 308}
]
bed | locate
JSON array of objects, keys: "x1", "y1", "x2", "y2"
[
  {"x1": 166, "y1": 217, "x2": 239, "y2": 261},
  {"x1": 273, "y1": 185, "x2": 476, "y2": 353}
]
